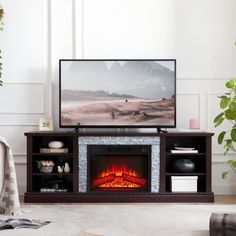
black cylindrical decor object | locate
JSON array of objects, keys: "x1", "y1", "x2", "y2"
[{"x1": 172, "y1": 158, "x2": 195, "y2": 173}]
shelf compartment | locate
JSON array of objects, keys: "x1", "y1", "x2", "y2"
[
  {"x1": 165, "y1": 156, "x2": 206, "y2": 173},
  {"x1": 166, "y1": 136, "x2": 207, "y2": 153},
  {"x1": 165, "y1": 175, "x2": 206, "y2": 192},
  {"x1": 32, "y1": 136, "x2": 74, "y2": 153},
  {"x1": 32, "y1": 175, "x2": 73, "y2": 193}
]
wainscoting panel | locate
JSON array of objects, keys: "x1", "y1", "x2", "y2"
[
  {"x1": 0, "y1": 83, "x2": 44, "y2": 114},
  {"x1": 0, "y1": 114, "x2": 42, "y2": 126}
]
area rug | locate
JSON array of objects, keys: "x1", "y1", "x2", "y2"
[{"x1": 0, "y1": 203, "x2": 236, "y2": 236}]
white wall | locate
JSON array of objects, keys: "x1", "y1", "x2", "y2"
[{"x1": 1, "y1": 0, "x2": 236, "y2": 195}]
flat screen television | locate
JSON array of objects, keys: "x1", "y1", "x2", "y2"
[{"x1": 59, "y1": 59, "x2": 176, "y2": 129}]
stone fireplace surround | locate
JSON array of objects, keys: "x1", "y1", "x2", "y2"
[{"x1": 78, "y1": 136, "x2": 160, "y2": 193}]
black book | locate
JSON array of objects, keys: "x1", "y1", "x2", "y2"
[{"x1": 0, "y1": 218, "x2": 50, "y2": 230}]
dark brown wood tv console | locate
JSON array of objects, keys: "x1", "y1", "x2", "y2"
[{"x1": 24, "y1": 131, "x2": 214, "y2": 203}]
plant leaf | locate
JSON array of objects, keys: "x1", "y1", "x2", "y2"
[
  {"x1": 232, "y1": 161, "x2": 236, "y2": 168},
  {"x1": 218, "y1": 131, "x2": 226, "y2": 144},
  {"x1": 226, "y1": 159, "x2": 234, "y2": 165},
  {"x1": 225, "y1": 109, "x2": 236, "y2": 120},
  {"x1": 226, "y1": 80, "x2": 235, "y2": 89},
  {"x1": 231, "y1": 129, "x2": 236, "y2": 141},
  {"x1": 214, "y1": 112, "x2": 224, "y2": 123},
  {"x1": 222, "y1": 171, "x2": 229, "y2": 179},
  {"x1": 214, "y1": 117, "x2": 224, "y2": 127},
  {"x1": 220, "y1": 97, "x2": 230, "y2": 109},
  {"x1": 225, "y1": 139, "x2": 233, "y2": 149},
  {"x1": 224, "y1": 147, "x2": 230, "y2": 155}
]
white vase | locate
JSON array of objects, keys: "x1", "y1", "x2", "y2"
[
  {"x1": 57, "y1": 166, "x2": 63, "y2": 173},
  {"x1": 64, "y1": 163, "x2": 70, "y2": 173}
]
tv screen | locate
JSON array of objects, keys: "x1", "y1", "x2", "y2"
[{"x1": 59, "y1": 59, "x2": 176, "y2": 128}]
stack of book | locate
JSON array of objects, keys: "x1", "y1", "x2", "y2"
[{"x1": 40, "y1": 148, "x2": 68, "y2": 153}]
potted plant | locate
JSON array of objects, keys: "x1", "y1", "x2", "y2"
[
  {"x1": 214, "y1": 79, "x2": 236, "y2": 178},
  {"x1": 37, "y1": 160, "x2": 55, "y2": 173}
]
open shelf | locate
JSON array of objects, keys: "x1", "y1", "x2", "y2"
[
  {"x1": 25, "y1": 132, "x2": 78, "y2": 196},
  {"x1": 160, "y1": 132, "x2": 213, "y2": 196}
]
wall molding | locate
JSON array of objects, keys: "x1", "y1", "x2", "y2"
[
  {"x1": 3, "y1": 81, "x2": 44, "y2": 85},
  {"x1": 0, "y1": 82, "x2": 45, "y2": 114},
  {"x1": 178, "y1": 77, "x2": 230, "y2": 81}
]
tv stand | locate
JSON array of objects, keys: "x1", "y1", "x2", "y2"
[
  {"x1": 157, "y1": 128, "x2": 168, "y2": 133},
  {"x1": 24, "y1": 131, "x2": 214, "y2": 203}
]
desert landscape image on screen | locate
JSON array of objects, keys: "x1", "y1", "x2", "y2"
[{"x1": 60, "y1": 60, "x2": 175, "y2": 126}]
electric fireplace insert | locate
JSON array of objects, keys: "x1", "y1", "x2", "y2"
[{"x1": 87, "y1": 145, "x2": 151, "y2": 192}]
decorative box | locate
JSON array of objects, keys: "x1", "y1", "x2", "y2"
[{"x1": 171, "y1": 176, "x2": 198, "y2": 192}]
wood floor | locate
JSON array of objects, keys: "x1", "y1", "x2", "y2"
[{"x1": 19, "y1": 195, "x2": 236, "y2": 204}]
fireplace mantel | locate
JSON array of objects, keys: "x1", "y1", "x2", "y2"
[{"x1": 24, "y1": 131, "x2": 214, "y2": 203}]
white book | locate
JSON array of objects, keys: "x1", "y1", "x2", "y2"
[{"x1": 170, "y1": 150, "x2": 198, "y2": 154}]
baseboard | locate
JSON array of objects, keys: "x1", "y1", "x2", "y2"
[{"x1": 213, "y1": 184, "x2": 236, "y2": 195}]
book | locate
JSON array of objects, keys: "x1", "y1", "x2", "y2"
[
  {"x1": 40, "y1": 188, "x2": 68, "y2": 192},
  {"x1": 170, "y1": 150, "x2": 198, "y2": 154},
  {"x1": 40, "y1": 148, "x2": 68, "y2": 153},
  {"x1": 0, "y1": 218, "x2": 50, "y2": 230}
]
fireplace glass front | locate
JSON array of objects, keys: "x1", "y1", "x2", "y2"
[{"x1": 88, "y1": 145, "x2": 151, "y2": 192}]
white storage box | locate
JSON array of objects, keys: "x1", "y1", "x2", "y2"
[{"x1": 171, "y1": 176, "x2": 198, "y2": 192}]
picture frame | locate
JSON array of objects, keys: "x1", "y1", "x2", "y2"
[{"x1": 39, "y1": 117, "x2": 54, "y2": 131}]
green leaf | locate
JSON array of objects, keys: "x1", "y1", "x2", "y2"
[
  {"x1": 220, "y1": 97, "x2": 230, "y2": 109},
  {"x1": 226, "y1": 159, "x2": 234, "y2": 165},
  {"x1": 226, "y1": 160, "x2": 236, "y2": 168},
  {"x1": 214, "y1": 117, "x2": 224, "y2": 127},
  {"x1": 226, "y1": 80, "x2": 235, "y2": 89},
  {"x1": 229, "y1": 101, "x2": 236, "y2": 110},
  {"x1": 225, "y1": 109, "x2": 236, "y2": 120},
  {"x1": 232, "y1": 161, "x2": 236, "y2": 168},
  {"x1": 224, "y1": 147, "x2": 230, "y2": 155},
  {"x1": 225, "y1": 139, "x2": 233, "y2": 148},
  {"x1": 231, "y1": 129, "x2": 236, "y2": 141},
  {"x1": 218, "y1": 131, "x2": 226, "y2": 144},
  {"x1": 222, "y1": 171, "x2": 229, "y2": 179},
  {"x1": 214, "y1": 112, "x2": 224, "y2": 123}
]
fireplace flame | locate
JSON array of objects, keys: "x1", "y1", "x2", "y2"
[
  {"x1": 92, "y1": 164, "x2": 147, "y2": 189},
  {"x1": 100, "y1": 165, "x2": 138, "y2": 178}
]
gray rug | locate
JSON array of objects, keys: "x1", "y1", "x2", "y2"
[{"x1": 0, "y1": 203, "x2": 236, "y2": 236}]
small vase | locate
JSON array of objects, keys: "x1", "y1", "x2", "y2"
[
  {"x1": 57, "y1": 166, "x2": 63, "y2": 173},
  {"x1": 64, "y1": 163, "x2": 70, "y2": 173}
]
